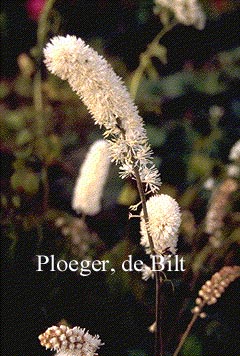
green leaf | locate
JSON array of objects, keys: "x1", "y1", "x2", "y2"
[
  {"x1": 188, "y1": 154, "x2": 213, "y2": 179},
  {"x1": 5, "y1": 112, "x2": 25, "y2": 131},
  {"x1": 16, "y1": 129, "x2": 33, "y2": 146},
  {"x1": 181, "y1": 335, "x2": 203, "y2": 356},
  {"x1": 146, "y1": 124, "x2": 166, "y2": 147},
  {"x1": 11, "y1": 169, "x2": 39, "y2": 195},
  {"x1": 12, "y1": 195, "x2": 21, "y2": 208}
]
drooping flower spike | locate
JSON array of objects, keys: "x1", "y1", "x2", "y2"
[{"x1": 44, "y1": 35, "x2": 161, "y2": 193}]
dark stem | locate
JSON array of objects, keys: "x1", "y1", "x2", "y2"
[
  {"x1": 133, "y1": 167, "x2": 163, "y2": 356},
  {"x1": 155, "y1": 268, "x2": 163, "y2": 356},
  {"x1": 173, "y1": 312, "x2": 199, "y2": 356}
]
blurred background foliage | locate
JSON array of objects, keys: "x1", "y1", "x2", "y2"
[{"x1": 0, "y1": 1, "x2": 240, "y2": 356}]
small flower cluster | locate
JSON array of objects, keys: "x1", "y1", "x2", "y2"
[
  {"x1": 44, "y1": 35, "x2": 161, "y2": 193},
  {"x1": 141, "y1": 264, "x2": 155, "y2": 281},
  {"x1": 38, "y1": 325, "x2": 103, "y2": 355},
  {"x1": 227, "y1": 140, "x2": 240, "y2": 178},
  {"x1": 154, "y1": 0, "x2": 206, "y2": 30},
  {"x1": 205, "y1": 178, "x2": 238, "y2": 235},
  {"x1": 229, "y1": 139, "x2": 240, "y2": 162},
  {"x1": 55, "y1": 217, "x2": 102, "y2": 259},
  {"x1": 140, "y1": 194, "x2": 181, "y2": 255},
  {"x1": 192, "y1": 266, "x2": 240, "y2": 316},
  {"x1": 72, "y1": 140, "x2": 110, "y2": 216}
]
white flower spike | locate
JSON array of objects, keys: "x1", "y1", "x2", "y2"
[
  {"x1": 44, "y1": 35, "x2": 161, "y2": 193},
  {"x1": 72, "y1": 140, "x2": 110, "y2": 216}
]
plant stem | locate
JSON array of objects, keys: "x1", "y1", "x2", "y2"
[
  {"x1": 130, "y1": 21, "x2": 176, "y2": 100},
  {"x1": 32, "y1": 0, "x2": 56, "y2": 212},
  {"x1": 172, "y1": 313, "x2": 199, "y2": 356},
  {"x1": 133, "y1": 167, "x2": 163, "y2": 356},
  {"x1": 133, "y1": 167, "x2": 155, "y2": 254},
  {"x1": 155, "y1": 268, "x2": 163, "y2": 356}
]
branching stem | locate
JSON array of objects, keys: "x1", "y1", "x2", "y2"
[{"x1": 130, "y1": 21, "x2": 176, "y2": 100}]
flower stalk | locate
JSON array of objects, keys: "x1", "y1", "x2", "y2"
[
  {"x1": 32, "y1": 0, "x2": 56, "y2": 212},
  {"x1": 130, "y1": 22, "x2": 176, "y2": 100},
  {"x1": 134, "y1": 167, "x2": 164, "y2": 356},
  {"x1": 173, "y1": 266, "x2": 240, "y2": 356}
]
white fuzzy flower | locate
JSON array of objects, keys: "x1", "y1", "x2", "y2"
[
  {"x1": 155, "y1": 0, "x2": 206, "y2": 30},
  {"x1": 229, "y1": 140, "x2": 240, "y2": 161},
  {"x1": 141, "y1": 264, "x2": 155, "y2": 281},
  {"x1": 72, "y1": 140, "x2": 110, "y2": 216},
  {"x1": 140, "y1": 194, "x2": 181, "y2": 255},
  {"x1": 227, "y1": 164, "x2": 240, "y2": 178},
  {"x1": 39, "y1": 325, "x2": 103, "y2": 356},
  {"x1": 44, "y1": 35, "x2": 161, "y2": 193},
  {"x1": 148, "y1": 321, "x2": 157, "y2": 333},
  {"x1": 203, "y1": 177, "x2": 215, "y2": 191},
  {"x1": 209, "y1": 105, "x2": 224, "y2": 120}
]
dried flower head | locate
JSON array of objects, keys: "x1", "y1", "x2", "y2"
[
  {"x1": 140, "y1": 194, "x2": 181, "y2": 255},
  {"x1": 192, "y1": 266, "x2": 240, "y2": 315},
  {"x1": 148, "y1": 321, "x2": 157, "y2": 333},
  {"x1": 72, "y1": 140, "x2": 110, "y2": 216},
  {"x1": 205, "y1": 178, "x2": 238, "y2": 235},
  {"x1": 154, "y1": 0, "x2": 206, "y2": 30},
  {"x1": 44, "y1": 35, "x2": 161, "y2": 193},
  {"x1": 38, "y1": 325, "x2": 103, "y2": 355},
  {"x1": 229, "y1": 140, "x2": 240, "y2": 162}
]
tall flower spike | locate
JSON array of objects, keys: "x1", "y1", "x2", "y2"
[
  {"x1": 192, "y1": 266, "x2": 240, "y2": 315},
  {"x1": 44, "y1": 35, "x2": 161, "y2": 193},
  {"x1": 205, "y1": 178, "x2": 238, "y2": 235},
  {"x1": 72, "y1": 140, "x2": 111, "y2": 216},
  {"x1": 38, "y1": 325, "x2": 103, "y2": 356},
  {"x1": 140, "y1": 194, "x2": 181, "y2": 256}
]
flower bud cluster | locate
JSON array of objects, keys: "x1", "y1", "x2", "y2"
[
  {"x1": 192, "y1": 266, "x2": 240, "y2": 315},
  {"x1": 38, "y1": 325, "x2": 103, "y2": 355}
]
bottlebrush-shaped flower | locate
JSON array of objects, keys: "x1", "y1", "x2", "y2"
[
  {"x1": 205, "y1": 178, "x2": 238, "y2": 235},
  {"x1": 140, "y1": 194, "x2": 181, "y2": 255},
  {"x1": 44, "y1": 35, "x2": 161, "y2": 193},
  {"x1": 72, "y1": 140, "x2": 110, "y2": 216},
  {"x1": 38, "y1": 325, "x2": 103, "y2": 355}
]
